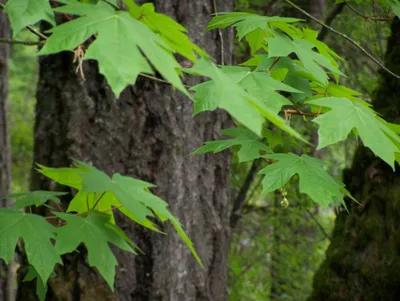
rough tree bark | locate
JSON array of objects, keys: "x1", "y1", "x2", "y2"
[
  {"x1": 16, "y1": 1, "x2": 233, "y2": 301},
  {"x1": 0, "y1": 3, "x2": 11, "y2": 301},
  {"x1": 308, "y1": 17, "x2": 400, "y2": 301}
]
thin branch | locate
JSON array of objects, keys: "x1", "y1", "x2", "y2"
[
  {"x1": 26, "y1": 26, "x2": 48, "y2": 40},
  {"x1": 317, "y1": 2, "x2": 346, "y2": 41},
  {"x1": 0, "y1": 37, "x2": 41, "y2": 46},
  {"x1": 305, "y1": 208, "x2": 331, "y2": 241},
  {"x1": 284, "y1": 0, "x2": 400, "y2": 80},
  {"x1": 230, "y1": 159, "x2": 262, "y2": 228},
  {"x1": 346, "y1": 2, "x2": 390, "y2": 21},
  {"x1": 212, "y1": 0, "x2": 225, "y2": 65}
]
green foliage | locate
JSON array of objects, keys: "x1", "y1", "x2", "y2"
[
  {"x1": 2, "y1": 191, "x2": 67, "y2": 209},
  {"x1": 54, "y1": 211, "x2": 136, "y2": 289},
  {"x1": 2, "y1": 0, "x2": 400, "y2": 299},
  {"x1": 1, "y1": 160, "x2": 200, "y2": 300},
  {"x1": 0, "y1": 209, "x2": 62, "y2": 287},
  {"x1": 5, "y1": 0, "x2": 55, "y2": 36},
  {"x1": 308, "y1": 97, "x2": 400, "y2": 169},
  {"x1": 188, "y1": 57, "x2": 305, "y2": 139},
  {"x1": 259, "y1": 153, "x2": 350, "y2": 207},
  {"x1": 39, "y1": 0, "x2": 198, "y2": 97},
  {"x1": 193, "y1": 127, "x2": 272, "y2": 162}
]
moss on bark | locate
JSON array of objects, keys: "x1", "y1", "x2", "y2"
[{"x1": 308, "y1": 17, "x2": 400, "y2": 301}]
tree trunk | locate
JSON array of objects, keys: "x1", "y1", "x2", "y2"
[
  {"x1": 0, "y1": 3, "x2": 11, "y2": 301},
  {"x1": 16, "y1": 1, "x2": 233, "y2": 301},
  {"x1": 308, "y1": 17, "x2": 400, "y2": 301}
]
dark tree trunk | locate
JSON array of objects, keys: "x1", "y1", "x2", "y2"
[
  {"x1": 17, "y1": 1, "x2": 233, "y2": 301},
  {"x1": 0, "y1": 3, "x2": 11, "y2": 301},
  {"x1": 308, "y1": 17, "x2": 400, "y2": 301}
]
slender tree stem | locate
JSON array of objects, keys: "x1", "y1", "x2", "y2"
[
  {"x1": 0, "y1": 37, "x2": 41, "y2": 45},
  {"x1": 212, "y1": 0, "x2": 225, "y2": 65},
  {"x1": 284, "y1": 0, "x2": 400, "y2": 80},
  {"x1": 305, "y1": 208, "x2": 331, "y2": 241},
  {"x1": 230, "y1": 160, "x2": 262, "y2": 228}
]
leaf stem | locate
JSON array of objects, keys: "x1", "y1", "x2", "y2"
[
  {"x1": 91, "y1": 192, "x2": 106, "y2": 211},
  {"x1": 86, "y1": 193, "x2": 90, "y2": 211},
  {"x1": 268, "y1": 57, "x2": 280, "y2": 71}
]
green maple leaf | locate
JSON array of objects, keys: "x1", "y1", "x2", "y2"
[
  {"x1": 242, "y1": 55, "x2": 315, "y2": 103},
  {"x1": 266, "y1": 30, "x2": 343, "y2": 85},
  {"x1": 5, "y1": 0, "x2": 55, "y2": 37},
  {"x1": 308, "y1": 97, "x2": 400, "y2": 169},
  {"x1": 39, "y1": 1, "x2": 187, "y2": 98},
  {"x1": 2, "y1": 191, "x2": 67, "y2": 210},
  {"x1": 259, "y1": 153, "x2": 352, "y2": 207},
  {"x1": 245, "y1": 28, "x2": 265, "y2": 54},
  {"x1": 193, "y1": 127, "x2": 272, "y2": 162},
  {"x1": 54, "y1": 211, "x2": 136, "y2": 289},
  {"x1": 188, "y1": 57, "x2": 306, "y2": 142},
  {"x1": 237, "y1": 70, "x2": 300, "y2": 114},
  {"x1": 0, "y1": 209, "x2": 62, "y2": 286},
  {"x1": 124, "y1": 2, "x2": 205, "y2": 61},
  {"x1": 312, "y1": 82, "x2": 363, "y2": 100},
  {"x1": 23, "y1": 265, "x2": 55, "y2": 301},
  {"x1": 207, "y1": 12, "x2": 300, "y2": 40},
  {"x1": 36, "y1": 163, "x2": 88, "y2": 189},
  {"x1": 37, "y1": 160, "x2": 203, "y2": 266}
]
